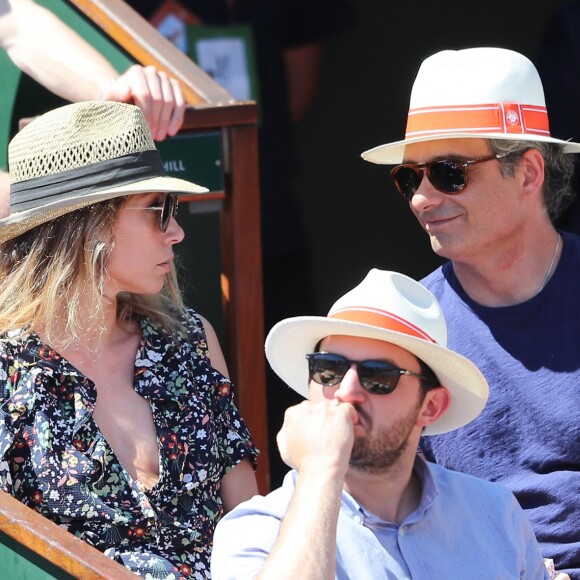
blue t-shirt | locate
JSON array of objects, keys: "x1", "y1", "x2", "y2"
[{"x1": 420, "y1": 229, "x2": 580, "y2": 579}]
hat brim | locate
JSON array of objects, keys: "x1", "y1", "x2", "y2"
[
  {"x1": 361, "y1": 132, "x2": 580, "y2": 165},
  {"x1": 265, "y1": 316, "x2": 489, "y2": 435},
  {"x1": 0, "y1": 175, "x2": 208, "y2": 243}
]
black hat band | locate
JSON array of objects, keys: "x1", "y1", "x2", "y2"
[{"x1": 10, "y1": 150, "x2": 166, "y2": 212}]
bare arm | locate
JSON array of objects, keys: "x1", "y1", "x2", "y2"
[
  {"x1": 0, "y1": 0, "x2": 186, "y2": 206},
  {"x1": 0, "y1": 0, "x2": 118, "y2": 101},
  {"x1": 198, "y1": 314, "x2": 230, "y2": 378},
  {"x1": 0, "y1": 0, "x2": 112, "y2": 206},
  {"x1": 220, "y1": 459, "x2": 258, "y2": 512},
  {"x1": 0, "y1": 172, "x2": 9, "y2": 218},
  {"x1": 0, "y1": 0, "x2": 185, "y2": 140},
  {"x1": 257, "y1": 400, "x2": 355, "y2": 580}
]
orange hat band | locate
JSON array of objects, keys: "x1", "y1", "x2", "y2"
[
  {"x1": 329, "y1": 307, "x2": 437, "y2": 343},
  {"x1": 405, "y1": 103, "x2": 550, "y2": 138}
]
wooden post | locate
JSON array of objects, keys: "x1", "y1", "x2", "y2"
[{"x1": 220, "y1": 123, "x2": 270, "y2": 493}]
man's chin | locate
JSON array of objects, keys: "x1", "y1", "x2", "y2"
[
  {"x1": 349, "y1": 456, "x2": 379, "y2": 474},
  {"x1": 429, "y1": 236, "x2": 448, "y2": 257},
  {"x1": 349, "y1": 445, "x2": 396, "y2": 475},
  {"x1": 349, "y1": 456, "x2": 396, "y2": 476},
  {"x1": 349, "y1": 434, "x2": 411, "y2": 475}
]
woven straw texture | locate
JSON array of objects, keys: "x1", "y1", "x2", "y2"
[
  {"x1": 0, "y1": 101, "x2": 207, "y2": 243},
  {"x1": 9, "y1": 102, "x2": 154, "y2": 183}
]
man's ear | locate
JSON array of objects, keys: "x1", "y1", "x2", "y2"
[
  {"x1": 417, "y1": 387, "x2": 450, "y2": 429},
  {"x1": 519, "y1": 148, "x2": 545, "y2": 201}
]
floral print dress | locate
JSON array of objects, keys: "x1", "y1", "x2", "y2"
[{"x1": 0, "y1": 309, "x2": 258, "y2": 579}]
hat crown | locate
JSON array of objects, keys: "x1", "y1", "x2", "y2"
[
  {"x1": 328, "y1": 269, "x2": 447, "y2": 346},
  {"x1": 8, "y1": 101, "x2": 155, "y2": 184},
  {"x1": 410, "y1": 47, "x2": 546, "y2": 108},
  {"x1": 360, "y1": 46, "x2": 580, "y2": 165}
]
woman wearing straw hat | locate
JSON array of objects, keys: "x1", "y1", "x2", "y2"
[{"x1": 0, "y1": 100, "x2": 258, "y2": 578}]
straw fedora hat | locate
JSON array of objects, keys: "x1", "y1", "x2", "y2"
[
  {"x1": 0, "y1": 100, "x2": 208, "y2": 243},
  {"x1": 361, "y1": 47, "x2": 580, "y2": 165},
  {"x1": 265, "y1": 269, "x2": 489, "y2": 435}
]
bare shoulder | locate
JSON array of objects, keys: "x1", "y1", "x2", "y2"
[{"x1": 196, "y1": 313, "x2": 230, "y2": 378}]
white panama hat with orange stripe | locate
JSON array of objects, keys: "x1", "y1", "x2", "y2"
[
  {"x1": 361, "y1": 47, "x2": 580, "y2": 165},
  {"x1": 265, "y1": 269, "x2": 489, "y2": 435}
]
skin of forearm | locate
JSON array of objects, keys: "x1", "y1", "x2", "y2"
[
  {"x1": 257, "y1": 467, "x2": 344, "y2": 580},
  {"x1": 3, "y1": 1, "x2": 118, "y2": 101}
]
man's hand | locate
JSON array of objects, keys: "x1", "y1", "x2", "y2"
[
  {"x1": 100, "y1": 65, "x2": 186, "y2": 141},
  {"x1": 251, "y1": 399, "x2": 356, "y2": 580},
  {"x1": 276, "y1": 399, "x2": 356, "y2": 479},
  {"x1": 1, "y1": 1, "x2": 187, "y2": 141}
]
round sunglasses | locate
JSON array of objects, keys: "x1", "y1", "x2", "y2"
[
  {"x1": 306, "y1": 352, "x2": 430, "y2": 395},
  {"x1": 390, "y1": 153, "x2": 507, "y2": 200},
  {"x1": 126, "y1": 193, "x2": 179, "y2": 232}
]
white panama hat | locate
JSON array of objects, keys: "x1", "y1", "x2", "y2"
[
  {"x1": 361, "y1": 47, "x2": 580, "y2": 165},
  {"x1": 265, "y1": 269, "x2": 489, "y2": 435}
]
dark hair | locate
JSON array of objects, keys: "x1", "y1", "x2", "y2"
[
  {"x1": 417, "y1": 358, "x2": 440, "y2": 393},
  {"x1": 488, "y1": 139, "x2": 575, "y2": 223}
]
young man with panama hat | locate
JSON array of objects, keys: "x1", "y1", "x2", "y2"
[
  {"x1": 211, "y1": 269, "x2": 548, "y2": 579},
  {"x1": 362, "y1": 47, "x2": 580, "y2": 578}
]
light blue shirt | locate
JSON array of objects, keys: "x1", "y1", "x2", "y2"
[{"x1": 211, "y1": 456, "x2": 548, "y2": 579}]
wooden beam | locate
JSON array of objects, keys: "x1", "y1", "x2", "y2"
[
  {"x1": 220, "y1": 123, "x2": 270, "y2": 493},
  {"x1": 69, "y1": 0, "x2": 234, "y2": 106},
  {"x1": 182, "y1": 102, "x2": 259, "y2": 130}
]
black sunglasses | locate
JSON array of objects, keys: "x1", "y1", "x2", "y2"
[
  {"x1": 390, "y1": 153, "x2": 507, "y2": 200},
  {"x1": 306, "y1": 352, "x2": 430, "y2": 395},
  {"x1": 127, "y1": 193, "x2": 179, "y2": 232},
  {"x1": 156, "y1": 193, "x2": 179, "y2": 232}
]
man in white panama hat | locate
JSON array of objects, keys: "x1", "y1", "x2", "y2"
[
  {"x1": 211, "y1": 269, "x2": 548, "y2": 579},
  {"x1": 361, "y1": 47, "x2": 580, "y2": 579}
]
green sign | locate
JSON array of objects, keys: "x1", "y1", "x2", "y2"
[{"x1": 156, "y1": 131, "x2": 223, "y2": 193}]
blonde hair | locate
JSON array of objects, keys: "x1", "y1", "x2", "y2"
[{"x1": 0, "y1": 197, "x2": 187, "y2": 347}]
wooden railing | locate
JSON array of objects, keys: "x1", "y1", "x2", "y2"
[{"x1": 0, "y1": 489, "x2": 135, "y2": 578}]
